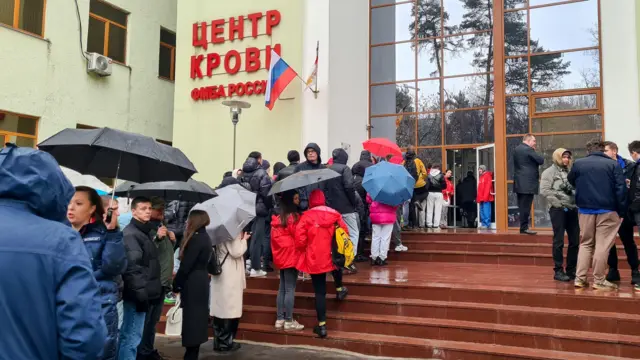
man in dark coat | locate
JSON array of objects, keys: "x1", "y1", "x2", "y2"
[
  {"x1": 276, "y1": 150, "x2": 300, "y2": 181},
  {"x1": 242, "y1": 151, "x2": 273, "y2": 275},
  {"x1": 120, "y1": 197, "x2": 163, "y2": 360},
  {"x1": 603, "y1": 141, "x2": 640, "y2": 285},
  {"x1": 352, "y1": 150, "x2": 373, "y2": 261},
  {"x1": 295, "y1": 143, "x2": 326, "y2": 210},
  {"x1": 165, "y1": 200, "x2": 196, "y2": 248},
  {"x1": 626, "y1": 140, "x2": 640, "y2": 291},
  {"x1": 513, "y1": 134, "x2": 545, "y2": 234},
  {"x1": 326, "y1": 148, "x2": 359, "y2": 272},
  {"x1": 457, "y1": 171, "x2": 477, "y2": 228},
  {"x1": 568, "y1": 140, "x2": 627, "y2": 290}
]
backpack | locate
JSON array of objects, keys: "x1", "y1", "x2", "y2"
[
  {"x1": 405, "y1": 159, "x2": 419, "y2": 181},
  {"x1": 207, "y1": 244, "x2": 229, "y2": 276},
  {"x1": 332, "y1": 223, "x2": 355, "y2": 268}
]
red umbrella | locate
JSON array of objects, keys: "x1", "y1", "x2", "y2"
[
  {"x1": 389, "y1": 155, "x2": 403, "y2": 164},
  {"x1": 363, "y1": 138, "x2": 402, "y2": 158}
]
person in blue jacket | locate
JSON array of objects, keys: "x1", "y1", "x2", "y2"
[
  {"x1": 0, "y1": 144, "x2": 107, "y2": 360},
  {"x1": 68, "y1": 186, "x2": 128, "y2": 360}
]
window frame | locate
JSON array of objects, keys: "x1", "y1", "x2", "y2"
[
  {"x1": 530, "y1": 89, "x2": 600, "y2": 118},
  {"x1": 0, "y1": 0, "x2": 47, "y2": 37},
  {"x1": 159, "y1": 28, "x2": 176, "y2": 81},
  {"x1": 88, "y1": 0, "x2": 129, "y2": 65},
  {"x1": 0, "y1": 110, "x2": 39, "y2": 148}
]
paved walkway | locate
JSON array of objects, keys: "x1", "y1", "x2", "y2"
[{"x1": 155, "y1": 336, "x2": 394, "y2": 359}]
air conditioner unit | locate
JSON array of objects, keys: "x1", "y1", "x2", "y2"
[{"x1": 87, "y1": 52, "x2": 113, "y2": 76}]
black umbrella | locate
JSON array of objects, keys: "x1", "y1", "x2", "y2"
[
  {"x1": 113, "y1": 179, "x2": 217, "y2": 203},
  {"x1": 37, "y1": 127, "x2": 197, "y2": 183},
  {"x1": 268, "y1": 168, "x2": 340, "y2": 195}
]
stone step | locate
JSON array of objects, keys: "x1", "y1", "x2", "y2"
[
  {"x1": 245, "y1": 267, "x2": 640, "y2": 315},
  {"x1": 237, "y1": 323, "x2": 636, "y2": 360},
  {"x1": 400, "y1": 239, "x2": 636, "y2": 255},
  {"x1": 401, "y1": 231, "x2": 640, "y2": 244},
  {"x1": 242, "y1": 288, "x2": 640, "y2": 336},
  {"x1": 242, "y1": 305, "x2": 640, "y2": 357}
]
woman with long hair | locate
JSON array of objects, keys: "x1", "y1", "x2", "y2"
[
  {"x1": 271, "y1": 191, "x2": 304, "y2": 331},
  {"x1": 173, "y1": 210, "x2": 212, "y2": 360},
  {"x1": 67, "y1": 186, "x2": 127, "y2": 360},
  {"x1": 210, "y1": 228, "x2": 250, "y2": 352}
]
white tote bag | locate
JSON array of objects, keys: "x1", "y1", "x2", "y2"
[{"x1": 164, "y1": 295, "x2": 182, "y2": 336}]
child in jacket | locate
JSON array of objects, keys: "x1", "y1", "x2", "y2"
[
  {"x1": 295, "y1": 189, "x2": 349, "y2": 338},
  {"x1": 367, "y1": 193, "x2": 399, "y2": 266}
]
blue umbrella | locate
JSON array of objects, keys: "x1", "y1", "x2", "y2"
[{"x1": 363, "y1": 161, "x2": 415, "y2": 206}]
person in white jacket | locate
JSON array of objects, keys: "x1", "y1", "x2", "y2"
[{"x1": 209, "y1": 232, "x2": 249, "y2": 353}]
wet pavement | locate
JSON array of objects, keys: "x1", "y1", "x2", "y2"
[{"x1": 155, "y1": 336, "x2": 397, "y2": 359}]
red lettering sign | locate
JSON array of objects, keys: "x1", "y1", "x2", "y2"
[{"x1": 190, "y1": 10, "x2": 282, "y2": 101}]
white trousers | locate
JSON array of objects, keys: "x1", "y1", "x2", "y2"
[
  {"x1": 371, "y1": 224, "x2": 394, "y2": 261},
  {"x1": 426, "y1": 192, "x2": 444, "y2": 227}
]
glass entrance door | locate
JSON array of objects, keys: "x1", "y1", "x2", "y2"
[
  {"x1": 476, "y1": 144, "x2": 496, "y2": 229},
  {"x1": 445, "y1": 148, "x2": 477, "y2": 228}
]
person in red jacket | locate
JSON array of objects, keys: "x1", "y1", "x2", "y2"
[
  {"x1": 441, "y1": 169, "x2": 454, "y2": 229},
  {"x1": 477, "y1": 165, "x2": 495, "y2": 229},
  {"x1": 295, "y1": 189, "x2": 349, "y2": 338},
  {"x1": 270, "y1": 190, "x2": 304, "y2": 332}
]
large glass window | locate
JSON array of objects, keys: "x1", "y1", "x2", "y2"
[
  {"x1": 0, "y1": 110, "x2": 38, "y2": 148},
  {"x1": 369, "y1": 0, "x2": 496, "y2": 162},
  {"x1": 370, "y1": 0, "x2": 603, "y2": 230}
]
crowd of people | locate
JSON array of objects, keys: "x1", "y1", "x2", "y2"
[{"x1": 3, "y1": 133, "x2": 640, "y2": 360}]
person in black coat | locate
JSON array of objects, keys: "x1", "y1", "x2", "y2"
[
  {"x1": 119, "y1": 197, "x2": 162, "y2": 360},
  {"x1": 326, "y1": 148, "x2": 359, "y2": 272},
  {"x1": 294, "y1": 143, "x2": 326, "y2": 210},
  {"x1": 241, "y1": 152, "x2": 274, "y2": 275},
  {"x1": 603, "y1": 141, "x2": 640, "y2": 285},
  {"x1": 513, "y1": 134, "x2": 545, "y2": 234},
  {"x1": 457, "y1": 171, "x2": 477, "y2": 228},
  {"x1": 276, "y1": 150, "x2": 301, "y2": 181},
  {"x1": 173, "y1": 210, "x2": 213, "y2": 360}
]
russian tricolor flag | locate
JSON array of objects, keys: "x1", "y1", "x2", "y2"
[{"x1": 265, "y1": 49, "x2": 297, "y2": 110}]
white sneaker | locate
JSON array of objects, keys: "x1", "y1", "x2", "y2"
[
  {"x1": 250, "y1": 269, "x2": 267, "y2": 277},
  {"x1": 275, "y1": 320, "x2": 285, "y2": 329},
  {"x1": 284, "y1": 320, "x2": 304, "y2": 331},
  {"x1": 401, "y1": 245, "x2": 408, "y2": 251},
  {"x1": 395, "y1": 245, "x2": 408, "y2": 252}
]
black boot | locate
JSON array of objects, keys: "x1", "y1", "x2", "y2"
[
  {"x1": 631, "y1": 269, "x2": 640, "y2": 285},
  {"x1": 370, "y1": 257, "x2": 378, "y2": 266},
  {"x1": 606, "y1": 268, "x2": 621, "y2": 282},
  {"x1": 354, "y1": 254, "x2": 368, "y2": 263},
  {"x1": 336, "y1": 287, "x2": 349, "y2": 301},
  {"x1": 313, "y1": 324, "x2": 328, "y2": 338},
  {"x1": 553, "y1": 270, "x2": 571, "y2": 282},
  {"x1": 213, "y1": 318, "x2": 238, "y2": 352},
  {"x1": 566, "y1": 268, "x2": 576, "y2": 280}
]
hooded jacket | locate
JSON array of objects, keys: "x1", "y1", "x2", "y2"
[
  {"x1": 326, "y1": 148, "x2": 358, "y2": 214},
  {"x1": 295, "y1": 190, "x2": 349, "y2": 274},
  {"x1": 539, "y1": 148, "x2": 576, "y2": 209},
  {"x1": 270, "y1": 214, "x2": 302, "y2": 269},
  {"x1": 165, "y1": 200, "x2": 196, "y2": 238},
  {"x1": 0, "y1": 145, "x2": 107, "y2": 360},
  {"x1": 295, "y1": 143, "x2": 326, "y2": 210},
  {"x1": 403, "y1": 151, "x2": 428, "y2": 188},
  {"x1": 476, "y1": 171, "x2": 495, "y2": 203},
  {"x1": 427, "y1": 168, "x2": 446, "y2": 192},
  {"x1": 352, "y1": 150, "x2": 373, "y2": 200},
  {"x1": 242, "y1": 157, "x2": 273, "y2": 217}
]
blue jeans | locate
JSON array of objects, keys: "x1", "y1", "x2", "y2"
[
  {"x1": 479, "y1": 202, "x2": 492, "y2": 228},
  {"x1": 118, "y1": 301, "x2": 146, "y2": 360},
  {"x1": 117, "y1": 300, "x2": 123, "y2": 330},
  {"x1": 402, "y1": 201, "x2": 409, "y2": 225}
]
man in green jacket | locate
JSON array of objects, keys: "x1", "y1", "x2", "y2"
[
  {"x1": 540, "y1": 148, "x2": 579, "y2": 282},
  {"x1": 138, "y1": 197, "x2": 176, "y2": 359}
]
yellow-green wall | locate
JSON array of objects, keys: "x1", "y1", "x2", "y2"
[{"x1": 173, "y1": 1, "x2": 303, "y2": 187}]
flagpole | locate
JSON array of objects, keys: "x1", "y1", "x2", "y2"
[{"x1": 314, "y1": 40, "x2": 319, "y2": 99}]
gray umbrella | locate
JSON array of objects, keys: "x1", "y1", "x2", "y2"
[
  {"x1": 192, "y1": 184, "x2": 256, "y2": 245},
  {"x1": 112, "y1": 179, "x2": 217, "y2": 203},
  {"x1": 268, "y1": 168, "x2": 340, "y2": 195},
  {"x1": 37, "y1": 127, "x2": 197, "y2": 183}
]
